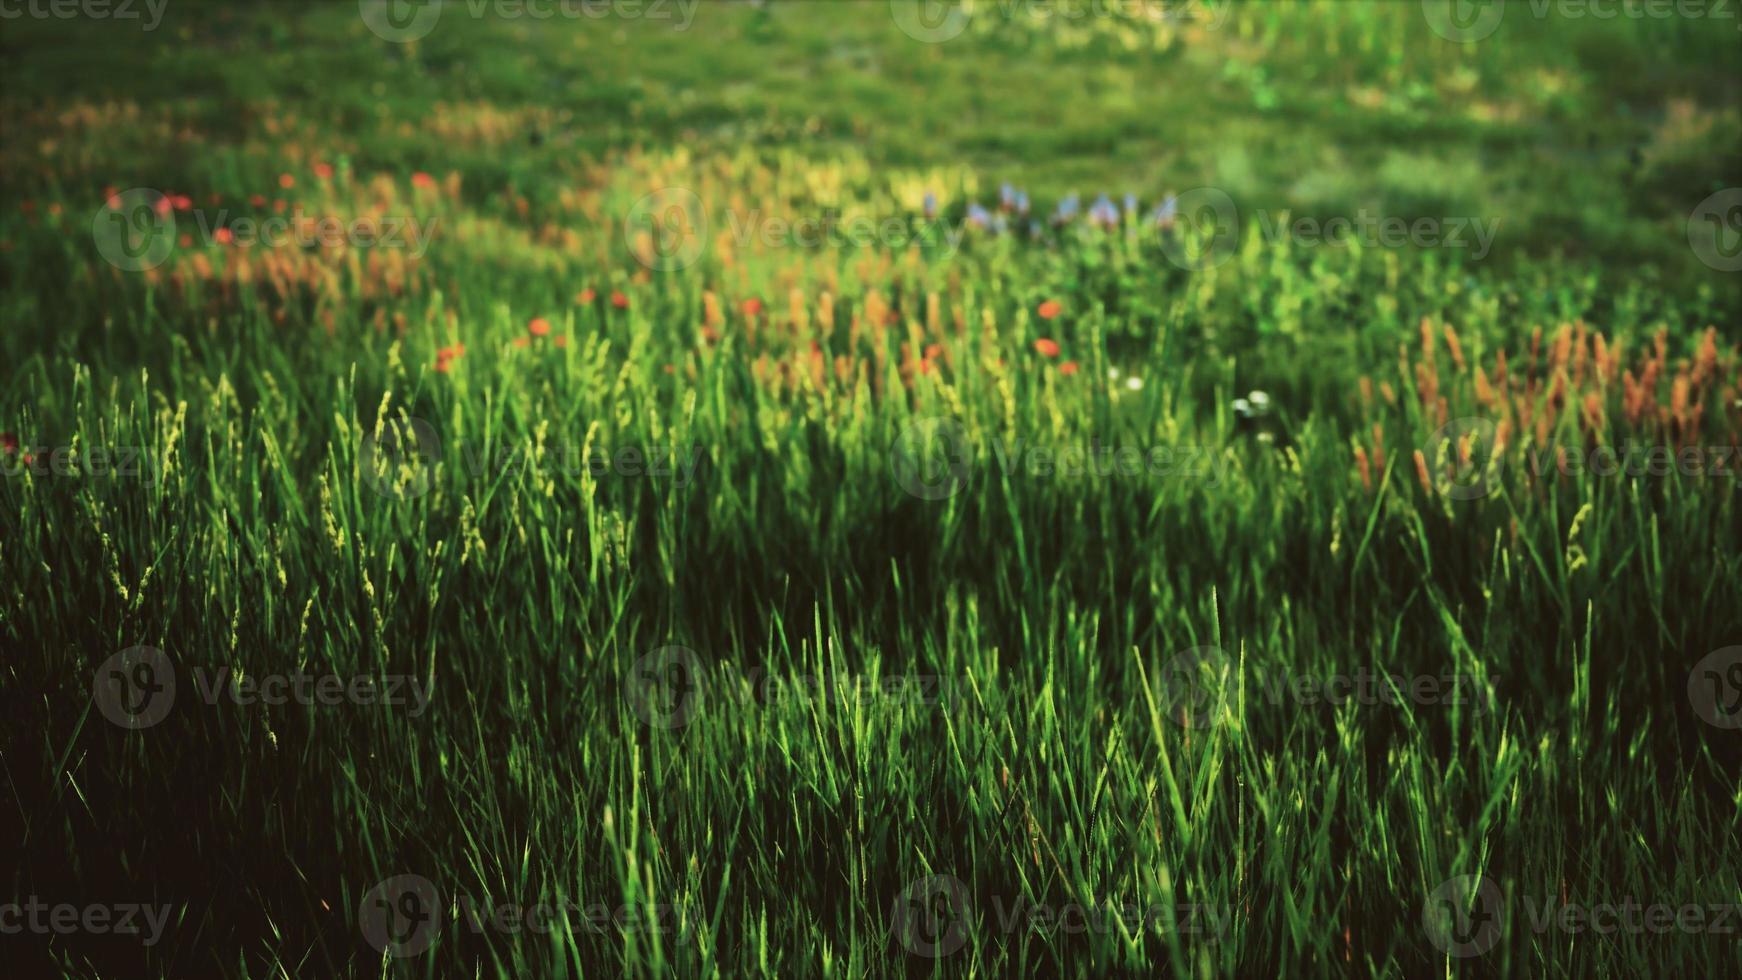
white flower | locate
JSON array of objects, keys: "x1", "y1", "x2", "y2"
[{"x1": 1125, "y1": 376, "x2": 1143, "y2": 391}]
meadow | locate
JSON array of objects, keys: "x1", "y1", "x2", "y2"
[{"x1": 3, "y1": 1, "x2": 1741, "y2": 976}]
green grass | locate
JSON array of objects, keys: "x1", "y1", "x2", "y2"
[{"x1": 3, "y1": 2, "x2": 1741, "y2": 976}]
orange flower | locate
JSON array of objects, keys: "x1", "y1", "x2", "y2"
[
  {"x1": 743, "y1": 297, "x2": 763, "y2": 317},
  {"x1": 278, "y1": 173, "x2": 295, "y2": 189},
  {"x1": 1033, "y1": 338, "x2": 1061, "y2": 358},
  {"x1": 512, "y1": 337, "x2": 531, "y2": 349},
  {"x1": 553, "y1": 335, "x2": 569, "y2": 348},
  {"x1": 577, "y1": 288, "x2": 596, "y2": 304},
  {"x1": 1037, "y1": 300, "x2": 1063, "y2": 320},
  {"x1": 610, "y1": 291, "x2": 629, "y2": 309},
  {"x1": 249, "y1": 194, "x2": 267, "y2": 207},
  {"x1": 528, "y1": 317, "x2": 552, "y2": 337},
  {"x1": 1058, "y1": 360, "x2": 1080, "y2": 376},
  {"x1": 214, "y1": 228, "x2": 233, "y2": 245},
  {"x1": 314, "y1": 162, "x2": 334, "y2": 180},
  {"x1": 411, "y1": 172, "x2": 436, "y2": 190}
]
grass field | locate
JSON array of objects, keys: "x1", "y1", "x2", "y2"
[{"x1": 4, "y1": 1, "x2": 1741, "y2": 976}]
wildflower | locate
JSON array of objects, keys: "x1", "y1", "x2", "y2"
[
  {"x1": 1000, "y1": 182, "x2": 1017, "y2": 211},
  {"x1": 249, "y1": 194, "x2": 267, "y2": 207},
  {"x1": 577, "y1": 287, "x2": 596, "y2": 304},
  {"x1": 966, "y1": 203, "x2": 993, "y2": 230},
  {"x1": 1033, "y1": 338, "x2": 1061, "y2": 358},
  {"x1": 0, "y1": 432, "x2": 16, "y2": 455},
  {"x1": 611, "y1": 291, "x2": 629, "y2": 309},
  {"x1": 278, "y1": 173, "x2": 295, "y2": 189},
  {"x1": 923, "y1": 191, "x2": 937, "y2": 220},
  {"x1": 171, "y1": 195, "x2": 193, "y2": 211},
  {"x1": 214, "y1": 228, "x2": 233, "y2": 245},
  {"x1": 743, "y1": 297, "x2": 763, "y2": 317},
  {"x1": 1014, "y1": 191, "x2": 1030, "y2": 216},
  {"x1": 1059, "y1": 360, "x2": 1080, "y2": 376},
  {"x1": 314, "y1": 162, "x2": 335, "y2": 180},
  {"x1": 411, "y1": 172, "x2": 437, "y2": 190},
  {"x1": 553, "y1": 335, "x2": 568, "y2": 348},
  {"x1": 1125, "y1": 376, "x2": 1143, "y2": 391},
  {"x1": 925, "y1": 342, "x2": 944, "y2": 361},
  {"x1": 1037, "y1": 300, "x2": 1062, "y2": 321},
  {"x1": 1123, "y1": 192, "x2": 1138, "y2": 217},
  {"x1": 528, "y1": 317, "x2": 552, "y2": 337},
  {"x1": 512, "y1": 337, "x2": 530, "y2": 349},
  {"x1": 1150, "y1": 195, "x2": 1178, "y2": 229},
  {"x1": 178, "y1": 234, "x2": 193, "y2": 248},
  {"x1": 1052, "y1": 193, "x2": 1080, "y2": 226},
  {"x1": 1089, "y1": 194, "x2": 1119, "y2": 229}
]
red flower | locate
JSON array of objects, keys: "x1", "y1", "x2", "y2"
[
  {"x1": 610, "y1": 291, "x2": 629, "y2": 309},
  {"x1": 577, "y1": 288, "x2": 596, "y2": 304},
  {"x1": 278, "y1": 173, "x2": 295, "y2": 190},
  {"x1": 1059, "y1": 360, "x2": 1080, "y2": 376},
  {"x1": 1033, "y1": 338, "x2": 1060, "y2": 358},
  {"x1": 411, "y1": 172, "x2": 436, "y2": 190},
  {"x1": 528, "y1": 317, "x2": 552, "y2": 337},
  {"x1": 743, "y1": 297, "x2": 763, "y2": 317},
  {"x1": 553, "y1": 335, "x2": 569, "y2": 348},
  {"x1": 1037, "y1": 300, "x2": 1063, "y2": 320},
  {"x1": 925, "y1": 342, "x2": 944, "y2": 361},
  {"x1": 314, "y1": 162, "x2": 334, "y2": 180},
  {"x1": 249, "y1": 194, "x2": 267, "y2": 207},
  {"x1": 171, "y1": 195, "x2": 193, "y2": 211},
  {"x1": 0, "y1": 432, "x2": 17, "y2": 455},
  {"x1": 436, "y1": 343, "x2": 466, "y2": 370},
  {"x1": 214, "y1": 228, "x2": 234, "y2": 245}
]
